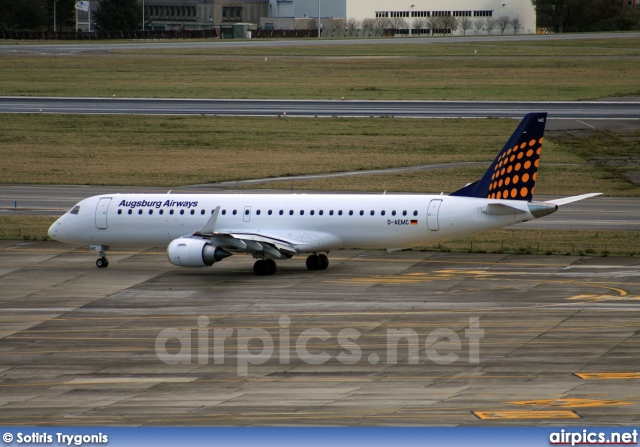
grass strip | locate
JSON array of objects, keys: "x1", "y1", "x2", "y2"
[
  {"x1": 5, "y1": 114, "x2": 637, "y2": 198},
  {"x1": 1, "y1": 38, "x2": 639, "y2": 100}
]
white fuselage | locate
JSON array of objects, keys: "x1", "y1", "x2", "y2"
[{"x1": 49, "y1": 193, "x2": 536, "y2": 252}]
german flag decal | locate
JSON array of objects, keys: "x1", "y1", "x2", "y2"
[{"x1": 410, "y1": 220, "x2": 418, "y2": 225}]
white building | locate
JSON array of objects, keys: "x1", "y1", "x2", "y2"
[{"x1": 266, "y1": 0, "x2": 536, "y2": 34}]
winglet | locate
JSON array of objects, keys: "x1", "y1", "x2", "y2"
[{"x1": 193, "y1": 206, "x2": 220, "y2": 236}]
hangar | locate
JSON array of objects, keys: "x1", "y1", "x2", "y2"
[
  {"x1": 141, "y1": 0, "x2": 268, "y2": 30},
  {"x1": 265, "y1": 0, "x2": 536, "y2": 35},
  {"x1": 88, "y1": 0, "x2": 535, "y2": 35},
  {"x1": 138, "y1": 0, "x2": 535, "y2": 35}
]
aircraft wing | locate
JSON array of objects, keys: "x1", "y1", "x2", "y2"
[
  {"x1": 210, "y1": 232, "x2": 298, "y2": 258},
  {"x1": 188, "y1": 206, "x2": 298, "y2": 258}
]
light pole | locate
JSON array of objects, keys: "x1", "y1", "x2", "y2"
[
  {"x1": 317, "y1": 0, "x2": 320, "y2": 38},
  {"x1": 142, "y1": 0, "x2": 145, "y2": 31}
]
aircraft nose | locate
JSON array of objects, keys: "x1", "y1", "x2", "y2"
[{"x1": 48, "y1": 218, "x2": 61, "y2": 240}]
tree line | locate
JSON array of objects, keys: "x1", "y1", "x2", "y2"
[
  {"x1": 1, "y1": 0, "x2": 141, "y2": 32},
  {"x1": 533, "y1": 0, "x2": 639, "y2": 32},
  {"x1": 321, "y1": 16, "x2": 523, "y2": 35},
  {"x1": 1, "y1": 0, "x2": 73, "y2": 31}
]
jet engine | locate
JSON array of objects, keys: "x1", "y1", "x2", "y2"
[{"x1": 167, "y1": 238, "x2": 232, "y2": 267}]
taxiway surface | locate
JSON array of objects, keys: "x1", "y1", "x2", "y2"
[{"x1": 0, "y1": 242, "x2": 639, "y2": 426}]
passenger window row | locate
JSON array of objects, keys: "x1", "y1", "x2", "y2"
[
  {"x1": 226, "y1": 209, "x2": 419, "y2": 217},
  {"x1": 117, "y1": 208, "x2": 420, "y2": 217}
]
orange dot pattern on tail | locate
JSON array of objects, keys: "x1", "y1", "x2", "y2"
[
  {"x1": 488, "y1": 137, "x2": 543, "y2": 200},
  {"x1": 448, "y1": 112, "x2": 547, "y2": 201}
]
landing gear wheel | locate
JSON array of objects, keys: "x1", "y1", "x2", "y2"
[
  {"x1": 306, "y1": 254, "x2": 320, "y2": 271},
  {"x1": 318, "y1": 254, "x2": 329, "y2": 270},
  {"x1": 254, "y1": 260, "x2": 266, "y2": 275},
  {"x1": 96, "y1": 256, "x2": 109, "y2": 268},
  {"x1": 265, "y1": 259, "x2": 277, "y2": 275},
  {"x1": 254, "y1": 259, "x2": 276, "y2": 276}
]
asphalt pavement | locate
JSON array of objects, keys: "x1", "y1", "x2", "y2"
[{"x1": 1, "y1": 243, "x2": 639, "y2": 425}]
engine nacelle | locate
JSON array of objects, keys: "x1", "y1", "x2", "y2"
[{"x1": 167, "y1": 238, "x2": 232, "y2": 267}]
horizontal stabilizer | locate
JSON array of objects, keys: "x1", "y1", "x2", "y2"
[{"x1": 543, "y1": 193, "x2": 602, "y2": 206}]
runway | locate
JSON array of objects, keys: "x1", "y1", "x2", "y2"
[
  {"x1": 1, "y1": 184, "x2": 638, "y2": 231},
  {"x1": 1, "y1": 97, "x2": 639, "y2": 119},
  {"x1": 0, "y1": 241, "x2": 639, "y2": 426}
]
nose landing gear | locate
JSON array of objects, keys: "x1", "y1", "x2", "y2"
[{"x1": 91, "y1": 245, "x2": 109, "y2": 268}]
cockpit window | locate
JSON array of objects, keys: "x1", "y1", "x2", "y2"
[{"x1": 69, "y1": 206, "x2": 80, "y2": 215}]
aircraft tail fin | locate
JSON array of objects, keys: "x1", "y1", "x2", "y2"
[{"x1": 450, "y1": 113, "x2": 547, "y2": 201}]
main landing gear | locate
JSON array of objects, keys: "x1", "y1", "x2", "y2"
[
  {"x1": 306, "y1": 254, "x2": 329, "y2": 271},
  {"x1": 254, "y1": 259, "x2": 277, "y2": 276},
  {"x1": 253, "y1": 254, "x2": 329, "y2": 275}
]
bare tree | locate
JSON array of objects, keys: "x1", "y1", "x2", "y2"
[
  {"x1": 510, "y1": 17, "x2": 521, "y2": 34},
  {"x1": 332, "y1": 18, "x2": 345, "y2": 33},
  {"x1": 412, "y1": 17, "x2": 426, "y2": 36},
  {"x1": 362, "y1": 18, "x2": 376, "y2": 32},
  {"x1": 374, "y1": 16, "x2": 392, "y2": 29},
  {"x1": 442, "y1": 15, "x2": 458, "y2": 34},
  {"x1": 346, "y1": 17, "x2": 360, "y2": 34},
  {"x1": 389, "y1": 16, "x2": 408, "y2": 33},
  {"x1": 308, "y1": 18, "x2": 317, "y2": 30},
  {"x1": 474, "y1": 18, "x2": 485, "y2": 35},
  {"x1": 458, "y1": 16, "x2": 473, "y2": 35},
  {"x1": 497, "y1": 15, "x2": 510, "y2": 34},
  {"x1": 485, "y1": 17, "x2": 497, "y2": 34},
  {"x1": 427, "y1": 15, "x2": 443, "y2": 35}
]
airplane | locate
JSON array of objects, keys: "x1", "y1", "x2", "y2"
[{"x1": 48, "y1": 112, "x2": 600, "y2": 275}]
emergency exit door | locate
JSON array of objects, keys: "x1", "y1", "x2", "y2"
[
  {"x1": 95, "y1": 197, "x2": 111, "y2": 230},
  {"x1": 427, "y1": 199, "x2": 442, "y2": 231}
]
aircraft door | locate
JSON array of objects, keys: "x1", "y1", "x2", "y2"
[
  {"x1": 427, "y1": 199, "x2": 442, "y2": 231},
  {"x1": 243, "y1": 206, "x2": 251, "y2": 222},
  {"x1": 95, "y1": 197, "x2": 112, "y2": 230}
]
